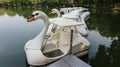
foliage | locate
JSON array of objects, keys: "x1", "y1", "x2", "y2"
[
  {"x1": 43, "y1": 0, "x2": 59, "y2": 4},
  {"x1": 29, "y1": 0, "x2": 42, "y2": 4},
  {"x1": 0, "y1": 0, "x2": 120, "y2": 8},
  {"x1": 0, "y1": 0, "x2": 11, "y2": 4}
]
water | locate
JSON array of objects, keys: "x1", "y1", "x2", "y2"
[
  {"x1": 0, "y1": 7, "x2": 120, "y2": 67},
  {"x1": 87, "y1": 13, "x2": 120, "y2": 67}
]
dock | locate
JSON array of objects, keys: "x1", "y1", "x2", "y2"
[{"x1": 48, "y1": 55, "x2": 91, "y2": 67}]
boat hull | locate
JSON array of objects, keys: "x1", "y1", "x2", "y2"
[{"x1": 24, "y1": 39, "x2": 90, "y2": 66}]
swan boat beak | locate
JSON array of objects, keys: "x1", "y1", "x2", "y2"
[
  {"x1": 27, "y1": 16, "x2": 35, "y2": 22},
  {"x1": 49, "y1": 12, "x2": 53, "y2": 14}
]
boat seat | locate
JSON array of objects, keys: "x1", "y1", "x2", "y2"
[
  {"x1": 42, "y1": 42, "x2": 64, "y2": 57},
  {"x1": 42, "y1": 42, "x2": 58, "y2": 53},
  {"x1": 49, "y1": 32, "x2": 71, "y2": 46},
  {"x1": 49, "y1": 32, "x2": 60, "y2": 45},
  {"x1": 43, "y1": 49, "x2": 64, "y2": 58}
]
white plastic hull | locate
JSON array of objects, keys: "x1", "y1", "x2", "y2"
[
  {"x1": 24, "y1": 40, "x2": 70, "y2": 66},
  {"x1": 24, "y1": 39, "x2": 90, "y2": 66}
]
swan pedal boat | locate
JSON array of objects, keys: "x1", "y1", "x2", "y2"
[
  {"x1": 24, "y1": 11, "x2": 90, "y2": 66},
  {"x1": 50, "y1": 8, "x2": 90, "y2": 36}
]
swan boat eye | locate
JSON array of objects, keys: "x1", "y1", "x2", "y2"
[
  {"x1": 31, "y1": 13, "x2": 38, "y2": 17},
  {"x1": 52, "y1": 10, "x2": 55, "y2": 12},
  {"x1": 35, "y1": 13, "x2": 39, "y2": 15}
]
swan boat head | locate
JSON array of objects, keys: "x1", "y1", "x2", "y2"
[
  {"x1": 49, "y1": 9, "x2": 61, "y2": 17},
  {"x1": 26, "y1": 11, "x2": 49, "y2": 50},
  {"x1": 50, "y1": 9, "x2": 59, "y2": 14},
  {"x1": 27, "y1": 11, "x2": 49, "y2": 22}
]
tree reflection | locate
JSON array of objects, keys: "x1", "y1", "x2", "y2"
[
  {"x1": 87, "y1": 10, "x2": 120, "y2": 67},
  {"x1": 0, "y1": 7, "x2": 57, "y2": 19},
  {"x1": 88, "y1": 13, "x2": 120, "y2": 37},
  {"x1": 90, "y1": 37, "x2": 120, "y2": 67},
  {"x1": 90, "y1": 45, "x2": 111, "y2": 67},
  {"x1": 108, "y1": 38, "x2": 120, "y2": 67},
  {"x1": 0, "y1": 7, "x2": 33, "y2": 18}
]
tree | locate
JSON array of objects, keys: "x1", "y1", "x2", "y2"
[{"x1": 29, "y1": 0, "x2": 42, "y2": 5}]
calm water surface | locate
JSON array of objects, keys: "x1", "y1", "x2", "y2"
[{"x1": 0, "y1": 7, "x2": 120, "y2": 67}]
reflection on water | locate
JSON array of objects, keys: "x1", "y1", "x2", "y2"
[
  {"x1": 87, "y1": 13, "x2": 120, "y2": 67},
  {"x1": 0, "y1": 13, "x2": 44, "y2": 67},
  {"x1": 0, "y1": 7, "x2": 120, "y2": 67},
  {"x1": 87, "y1": 30, "x2": 113, "y2": 58},
  {"x1": 90, "y1": 39, "x2": 120, "y2": 67}
]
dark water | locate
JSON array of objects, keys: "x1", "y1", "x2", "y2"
[{"x1": 0, "y1": 7, "x2": 120, "y2": 67}]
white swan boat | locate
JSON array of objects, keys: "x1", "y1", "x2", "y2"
[
  {"x1": 24, "y1": 11, "x2": 90, "y2": 66},
  {"x1": 50, "y1": 8, "x2": 90, "y2": 36},
  {"x1": 60, "y1": 7, "x2": 88, "y2": 14}
]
